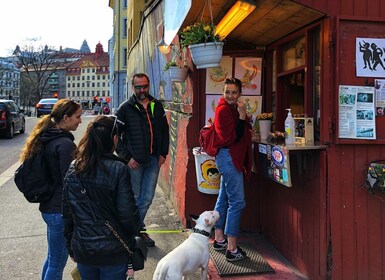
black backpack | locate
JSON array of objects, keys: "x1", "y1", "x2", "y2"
[{"x1": 14, "y1": 149, "x2": 55, "y2": 203}]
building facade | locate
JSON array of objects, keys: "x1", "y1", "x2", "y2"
[
  {"x1": 65, "y1": 43, "x2": 110, "y2": 109},
  {"x1": 0, "y1": 60, "x2": 20, "y2": 103}
]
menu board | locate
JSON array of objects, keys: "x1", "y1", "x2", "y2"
[
  {"x1": 338, "y1": 85, "x2": 376, "y2": 139},
  {"x1": 258, "y1": 143, "x2": 292, "y2": 187}
]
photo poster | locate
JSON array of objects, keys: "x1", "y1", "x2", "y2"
[
  {"x1": 234, "y1": 57, "x2": 262, "y2": 95},
  {"x1": 374, "y1": 79, "x2": 385, "y2": 116},
  {"x1": 205, "y1": 56, "x2": 233, "y2": 94},
  {"x1": 338, "y1": 85, "x2": 376, "y2": 139},
  {"x1": 356, "y1": 38, "x2": 385, "y2": 77},
  {"x1": 204, "y1": 95, "x2": 262, "y2": 127}
]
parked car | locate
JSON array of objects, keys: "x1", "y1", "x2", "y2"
[
  {"x1": 0, "y1": 100, "x2": 25, "y2": 139},
  {"x1": 36, "y1": 98, "x2": 58, "y2": 117}
]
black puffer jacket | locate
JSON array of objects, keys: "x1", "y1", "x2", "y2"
[
  {"x1": 115, "y1": 94, "x2": 169, "y2": 164},
  {"x1": 62, "y1": 154, "x2": 141, "y2": 266},
  {"x1": 39, "y1": 127, "x2": 76, "y2": 213}
]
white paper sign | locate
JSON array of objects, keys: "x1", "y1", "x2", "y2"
[
  {"x1": 338, "y1": 85, "x2": 376, "y2": 139},
  {"x1": 356, "y1": 38, "x2": 385, "y2": 77}
]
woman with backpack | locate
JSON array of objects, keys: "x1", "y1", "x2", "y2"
[
  {"x1": 19, "y1": 99, "x2": 82, "y2": 280},
  {"x1": 62, "y1": 116, "x2": 141, "y2": 280},
  {"x1": 211, "y1": 78, "x2": 252, "y2": 262}
]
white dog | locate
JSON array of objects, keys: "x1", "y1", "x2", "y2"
[{"x1": 152, "y1": 210, "x2": 220, "y2": 280}]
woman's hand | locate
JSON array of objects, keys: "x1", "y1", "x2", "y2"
[{"x1": 237, "y1": 100, "x2": 247, "y2": 120}]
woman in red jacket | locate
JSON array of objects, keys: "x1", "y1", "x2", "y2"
[{"x1": 212, "y1": 77, "x2": 252, "y2": 262}]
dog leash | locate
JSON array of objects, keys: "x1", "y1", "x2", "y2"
[{"x1": 140, "y1": 229, "x2": 188, "y2": 234}]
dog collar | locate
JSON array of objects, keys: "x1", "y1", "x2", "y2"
[{"x1": 192, "y1": 227, "x2": 210, "y2": 237}]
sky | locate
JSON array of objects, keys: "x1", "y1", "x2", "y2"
[{"x1": 0, "y1": 0, "x2": 113, "y2": 57}]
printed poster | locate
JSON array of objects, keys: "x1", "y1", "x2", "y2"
[
  {"x1": 338, "y1": 85, "x2": 376, "y2": 139},
  {"x1": 374, "y1": 79, "x2": 385, "y2": 116},
  {"x1": 205, "y1": 56, "x2": 232, "y2": 94},
  {"x1": 234, "y1": 57, "x2": 262, "y2": 95},
  {"x1": 204, "y1": 95, "x2": 262, "y2": 126},
  {"x1": 356, "y1": 38, "x2": 385, "y2": 77}
]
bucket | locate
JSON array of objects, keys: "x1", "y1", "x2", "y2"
[{"x1": 193, "y1": 147, "x2": 220, "y2": 194}]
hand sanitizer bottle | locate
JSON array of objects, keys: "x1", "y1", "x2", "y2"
[{"x1": 285, "y1": 108, "x2": 295, "y2": 145}]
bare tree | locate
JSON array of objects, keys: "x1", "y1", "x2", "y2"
[{"x1": 15, "y1": 43, "x2": 62, "y2": 102}]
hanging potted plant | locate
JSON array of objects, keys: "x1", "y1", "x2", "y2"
[
  {"x1": 179, "y1": 21, "x2": 224, "y2": 69},
  {"x1": 164, "y1": 61, "x2": 189, "y2": 83}
]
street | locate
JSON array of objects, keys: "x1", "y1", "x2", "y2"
[{"x1": 0, "y1": 114, "x2": 201, "y2": 280}]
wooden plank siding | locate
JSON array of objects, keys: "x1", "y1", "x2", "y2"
[
  {"x1": 256, "y1": 151, "x2": 327, "y2": 280},
  {"x1": 294, "y1": 1, "x2": 385, "y2": 278},
  {"x1": 329, "y1": 145, "x2": 385, "y2": 279}
]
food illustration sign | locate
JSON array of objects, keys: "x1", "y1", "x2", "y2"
[
  {"x1": 204, "y1": 95, "x2": 262, "y2": 125},
  {"x1": 206, "y1": 56, "x2": 233, "y2": 94},
  {"x1": 235, "y1": 57, "x2": 262, "y2": 95}
]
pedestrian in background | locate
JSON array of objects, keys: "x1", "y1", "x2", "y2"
[
  {"x1": 19, "y1": 99, "x2": 82, "y2": 279},
  {"x1": 115, "y1": 73, "x2": 169, "y2": 247},
  {"x1": 212, "y1": 78, "x2": 252, "y2": 262},
  {"x1": 62, "y1": 116, "x2": 141, "y2": 280}
]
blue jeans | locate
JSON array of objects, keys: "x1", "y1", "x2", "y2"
[
  {"x1": 41, "y1": 212, "x2": 69, "y2": 280},
  {"x1": 77, "y1": 263, "x2": 127, "y2": 280},
  {"x1": 129, "y1": 155, "x2": 160, "y2": 226},
  {"x1": 214, "y1": 148, "x2": 246, "y2": 237}
]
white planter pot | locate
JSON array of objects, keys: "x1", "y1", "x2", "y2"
[
  {"x1": 188, "y1": 42, "x2": 224, "y2": 69},
  {"x1": 259, "y1": 120, "x2": 272, "y2": 139},
  {"x1": 169, "y1": 66, "x2": 188, "y2": 82}
]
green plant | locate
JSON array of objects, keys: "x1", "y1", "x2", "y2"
[
  {"x1": 163, "y1": 61, "x2": 178, "y2": 71},
  {"x1": 179, "y1": 21, "x2": 222, "y2": 48}
]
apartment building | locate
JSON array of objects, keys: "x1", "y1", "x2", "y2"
[{"x1": 65, "y1": 43, "x2": 110, "y2": 109}]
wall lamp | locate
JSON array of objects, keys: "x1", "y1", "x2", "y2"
[
  {"x1": 157, "y1": 37, "x2": 172, "y2": 55},
  {"x1": 215, "y1": 0, "x2": 256, "y2": 39}
]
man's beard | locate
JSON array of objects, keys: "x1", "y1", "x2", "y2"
[{"x1": 136, "y1": 92, "x2": 148, "y2": 100}]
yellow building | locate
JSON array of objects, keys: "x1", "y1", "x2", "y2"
[
  {"x1": 109, "y1": 0, "x2": 146, "y2": 108},
  {"x1": 65, "y1": 43, "x2": 110, "y2": 108}
]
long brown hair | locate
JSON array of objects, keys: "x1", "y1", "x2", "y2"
[
  {"x1": 20, "y1": 99, "x2": 81, "y2": 161},
  {"x1": 74, "y1": 116, "x2": 118, "y2": 177}
]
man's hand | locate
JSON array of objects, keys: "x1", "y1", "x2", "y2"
[
  {"x1": 158, "y1": 155, "x2": 166, "y2": 167},
  {"x1": 128, "y1": 158, "x2": 140, "y2": 169}
]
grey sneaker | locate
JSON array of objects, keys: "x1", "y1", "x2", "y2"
[
  {"x1": 225, "y1": 247, "x2": 246, "y2": 262},
  {"x1": 213, "y1": 239, "x2": 227, "y2": 251}
]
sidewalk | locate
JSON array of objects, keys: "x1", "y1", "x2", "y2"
[{"x1": 0, "y1": 173, "x2": 306, "y2": 280}]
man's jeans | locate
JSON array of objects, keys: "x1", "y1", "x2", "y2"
[
  {"x1": 41, "y1": 212, "x2": 68, "y2": 280},
  {"x1": 214, "y1": 148, "x2": 246, "y2": 237},
  {"x1": 129, "y1": 155, "x2": 160, "y2": 226},
  {"x1": 77, "y1": 263, "x2": 127, "y2": 280}
]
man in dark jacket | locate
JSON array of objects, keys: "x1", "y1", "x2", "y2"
[{"x1": 115, "y1": 73, "x2": 169, "y2": 247}]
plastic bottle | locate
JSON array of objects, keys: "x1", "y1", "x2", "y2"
[{"x1": 285, "y1": 108, "x2": 295, "y2": 145}]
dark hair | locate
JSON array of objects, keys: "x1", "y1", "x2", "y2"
[
  {"x1": 131, "y1": 73, "x2": 149, "y2": 85},
  {"x1": 207, "y1": 167, "x2": 219, "y2": 175},
  {"x1": 225, "y1": 78, "x2": 242, "y2": 94},
  {"x1": 74, "y1": 116, "x2": 118, "y2": 177}
]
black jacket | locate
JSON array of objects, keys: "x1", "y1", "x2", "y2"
[
  {"x1": 62, "y1": 154, "x2": 141, "y2": 266},
  {"x1": 39, "y1": 127, "x2": 76, "y2": 213},
  {"x1": 115, "y1": 94, "x2": 169, "y2": 164}
]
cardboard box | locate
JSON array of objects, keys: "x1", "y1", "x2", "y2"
[{"x1": 294, "y1": 117, "x2": 314, "y2": 146}]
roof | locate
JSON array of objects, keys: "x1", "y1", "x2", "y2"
[{"x1": 183, "y1": 0, "x2": 325, "y2": 47}]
